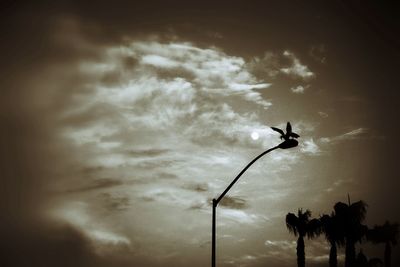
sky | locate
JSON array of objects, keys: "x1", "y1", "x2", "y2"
[{"x1": 1, "y1": 1, "x2": 400, "y2": 267}]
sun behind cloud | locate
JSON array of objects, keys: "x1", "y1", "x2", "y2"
[{"x1": 251, "y1": 131, "x2": 259, "y2": 140}]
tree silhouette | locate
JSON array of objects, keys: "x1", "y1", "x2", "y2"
[
  {"x1": 367, "y1": 221, "x2": 399, "y2": 267},
  {"x1": 286, "y1": 209, "x2": 321, "y2": 267},
  {"x1": 320, "y1": 212, "x2": 345, "y2": 267},
  {"x1": 368, "y1": 258, "x2": 384, "y2": 267},
  {"x1": 356, "y1": 249, "x2": 368, "y2": 267},
  {"x1": 334, "y1": 200, "x2": 368, "y2": 267},
  {"x1": 355, "y1": 249, "x2": 383, "y2": 267}
]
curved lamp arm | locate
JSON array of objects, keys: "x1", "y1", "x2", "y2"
[{"x1": 214, "y1": 145, "x2": 280, "y2": 205}]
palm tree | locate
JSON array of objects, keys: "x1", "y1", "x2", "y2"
[
  {"x1": 367, "y1": 221, "x2": 399, "y2": 267},
  {"x1": 356, "y1": 249, "x2": 368, "y2": 267},
  {"x1": 368, "y1": 258, "x2": 384, "y2": 267},
  {"x1": 320, "y1": 212, "x2": 345, "y2": 267},
  {"x1": 286, "y1": 209, "x2": 321, "y2": 267},
  {"x1": 334, "y1": 200, "x2": 368, "y2": 267}
]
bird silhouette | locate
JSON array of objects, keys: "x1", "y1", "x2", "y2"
[{"x1": 271, "y1": 122, "x2": 300, "y2": 141}]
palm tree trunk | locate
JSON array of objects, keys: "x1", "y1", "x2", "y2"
[
  {"x1": 384, "y1": 242, "x2": 391, "y2": 267},
  {"x1": 345, "y1": 239, "x2": 355, "y2": 267},
  {"x1": 297, "y1": 236, "x2": 305, "y2": 267},
  {"x1": 329, "y1": 241, "x2": 337, "y2": 267}
]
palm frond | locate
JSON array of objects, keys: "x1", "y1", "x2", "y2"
[
  {"x1": 333, "y1": 202, "x2": 348, "y2": 216},
  {"x1": 320, "y1": 213, "x2": 345, "y2": 246},
  {"x1": 298, "y1": 209, "x2": 311, "y2": 221},
  {"x1": 350, "y1": 200, "x2": 368, "y2": 222},
  {"x1": 306, "y1": 218, "x2": 322, "y2": 239},
  {"x1": 286, "y1": 212, "x2": 299, "y2": 236}
]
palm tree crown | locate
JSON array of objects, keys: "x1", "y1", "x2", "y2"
[
  {"x1": 334, "y1": 200, "x2": 368, "y2": 267},
  {"x1": 286, "y1": 209, "x2": 321, "y2": 238},
  {"x1": 320, "y1": 212, "x2": 345, "y2": 267},
  {"x1": 286, "y1": 209, "x2": 321, "y2": 267},
  {"x1": 367, "y1": 221, "x2": 399, "y2": 267}
]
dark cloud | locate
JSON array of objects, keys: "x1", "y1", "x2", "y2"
[
  {"x1": 126, "y1": 148, "x2": 170, "y2": 157},
  {"x1": 134, "y1": 159, "x2": 184, "y2": 169},
  {"x1": 63, "y1": 178, "x2": 124, "y2": 193},
  {"x1": 1, "y1": 222, "x2": 97, "y2": 267},
  {"x1": 0, "y1": 219, "x2": 155, "y2": 267},
  {"x1": 61, "y1": 104, "x2": 120, "y2": 128},
  {"x1": 182, "y1": 182, "x2": 209, "y2": 192},
  {"x1": 219, "y1": 196, "x2": 249, "y2": 210},
  {"x1": 98, "y1": 193, "x2": 130, "y2": 211},
  {"x1": 80, "y1": 166, "x2": 106, "y2": 175},
  {"x1": 154, "y1": 172, "x2": 178, "y2": 180},
  {"x1": 188, "y1": 203, "x2": 206, "y2": 210}
]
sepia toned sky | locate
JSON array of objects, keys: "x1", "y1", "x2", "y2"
[{"x1": 1, "y1": 1, "x2": 400, "y2": 267}]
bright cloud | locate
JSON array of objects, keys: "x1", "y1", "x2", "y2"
[
  {"x1": 290, "y1": 85, "x2": 306, "y2": 94},
  {"x1": 320, "y1": 127, "x2": 368, "y2": 144},
  {"x1": 281, "y1": 50, "x2": 315, "y2": 80},
  {"x1": 300, "y1": 138, "x2": 321, "y2": 155},
  {"x1": 318, "y1": 111, "x2": 329, "y2": 118},
  {"x1": 52, "y1": 201, "x2": 131, "y2": 248}
]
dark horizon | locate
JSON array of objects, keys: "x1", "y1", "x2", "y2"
[{"x1": 1, "y1": 1, "x2": 400, "y2": 267}]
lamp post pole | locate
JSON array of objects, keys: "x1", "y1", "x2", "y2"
[{"x1": 211, "y1": 138, "x2": 298, "y2": 267}]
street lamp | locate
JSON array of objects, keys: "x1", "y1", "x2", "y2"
[{"x1": 211, "y1": 122, "x2": 299, "y2": 267}]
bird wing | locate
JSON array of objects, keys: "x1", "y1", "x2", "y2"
[
  {"x1": 271, "y1": 127, "x2": 284, "y2": 136},
  {"x1": 286, "y1": 122, "x2": 292, "y2": 134},
  {"x1": 290, "y1": 132, "x2": 300, "y2": 138}
]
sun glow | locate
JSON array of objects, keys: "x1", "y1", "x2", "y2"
[{"x1": 251, "y1": 131, "x2": 259, "y2": 140}]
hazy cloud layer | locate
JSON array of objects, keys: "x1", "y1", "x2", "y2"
[{"x1": 51, "y1": 37, "x2": 329, "y2": 265}]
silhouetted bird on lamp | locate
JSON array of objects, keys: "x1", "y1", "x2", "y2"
[
  {"x1": 271, "y1": 122, "x2": 300, "y2": 141},
  {"x1": 271, "y1": 122, "x2": 300, "y2": 149}
]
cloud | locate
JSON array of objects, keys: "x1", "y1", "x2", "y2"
[
  {"x1": 318, "y1": 111, "x2": 329, "y2": 118},
  {"x1": 264, "y1": 240, "x2": 296, "y2": 251},
  {"x1": 248, "y1": 52, "x2": 282, "y2": 77},
  {"x1": 250, "y1": 50, "x2": 315, "y2": 81},
  {"x1": 324, "y1": 178, "x2": 354, "y2": 193},
  {"x1": 62, "y1": 41, "x2": 278, "y2": 161},
  {"x1": 264, "y1": 238, "x2": 335, "y2": 266},
  {"x1": 300, "y1": 138, "x2": 321, "y2": 155},
  {"x1": 219, "y1": 209, "x2": 261, "y2": 224},
  {"x1": 298, "y1": 127, "x2": 368, "y2": 155},
  {"x1": 52, "y1": 201, "x2": 131, "y2": 249},
  {"x1": 126, "y1": 148, "x2": 170, "y2": 157},
  {"x1": 290, "y1": 85, "x2": 306, "y2": 94},
  {"x1": 182, "y1": 182, "x2": 209, "y2": 192},
  {"x1": 141, "y1": 54, "x2": 180, "y2": 68},
  {"x1": 219, "y1": 195, "x2": 249, "y2": 209},
  {"x1": 281, "y1": 50, "x2": 315, "y2": 80},
  {"x1": 63, "y1": 178, "x2": 124, "y2": 193},
  {"x1": 0, "y1": 222, "x2": 126, "y2": 267},
  {"x1": 97, "y1": 192, "x2": 130, "y2": 211},
  {"x1": 119, "y1": 41, "x2": 273, "y2": 108},
  {"x1": 339, "y1": 128, "x2": 368, "y2": 139},
  {"x1": 320, "y1": 128, "x2": 368, "y2": 144}
]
